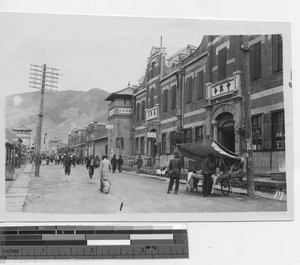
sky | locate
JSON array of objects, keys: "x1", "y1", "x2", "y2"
[{"x1": 0, "y1": 13, "x2": 207, "y2": 97}]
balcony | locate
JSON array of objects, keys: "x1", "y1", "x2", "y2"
[{"x1": 146, "y1": 105, "x2": 159, "y2": 121}]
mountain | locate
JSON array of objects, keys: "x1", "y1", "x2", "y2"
[{"x1": 5, "y1": 88, "x2": 110, "y2": 143}]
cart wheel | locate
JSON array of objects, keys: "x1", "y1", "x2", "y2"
[{"x1": 221, "y1": 178, "x2": 231, "y2": 196}]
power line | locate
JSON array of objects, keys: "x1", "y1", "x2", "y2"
[{"x1": 29, "y1": 64, "x2": 62, "y2": 177}]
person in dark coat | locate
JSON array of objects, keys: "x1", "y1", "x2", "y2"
[
  {"x1": 117, "y1": 155, "x2": 123, "y2": 172},
  {"x1": 86, "y1": 155, "x2": 96, "y2": 179},
  {"x1": 111, "y1": 154, "x2": 117, "y2": 173},
  {"x1": 136, "y1": 155, "x2": 143, "y2": 173},
  {"x1": 202, "y1": 153, "x2": 215, "y2": 197},
  {"x1": 64, "y1": 154, "x2": 72, "y2": 175},
  {"x1": 167, "y1": 152, "x2": 182, "y2": 194}
]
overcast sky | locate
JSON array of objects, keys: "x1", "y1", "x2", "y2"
[{"x1": 0, "y1": 13, "x2": 207, "y2": 97}]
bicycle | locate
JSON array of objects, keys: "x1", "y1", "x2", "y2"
[{"x1": 144, "y1": 157, "x2": 155, "y2": 170}]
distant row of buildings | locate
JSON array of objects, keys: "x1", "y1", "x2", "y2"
[{"x1": 67, "y1": 34, "x2": 285, "y2": 174}]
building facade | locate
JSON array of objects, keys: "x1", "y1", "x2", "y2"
[
  {"x1": 48, "y1": 136, "x2": 61, "y2": 154},
  {"x1": 12, "y1": 124, "x2": 32, "y2": 153},
  {"x1": 68, "y1": 128, "x2": 86, "y2": 156},
  {"x1": 105, "y1": 86, "x2": 134, "y2": 161},
  {"x1": 129, "y1": 35, "x2": 284, "y2": 174},
  {"x1": 85, "y1": 122, "x2": 108, "y2": 157}
]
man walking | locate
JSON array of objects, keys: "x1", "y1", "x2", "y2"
[
  {"x1": 64, "y1": 153, "x2": 72, "y2": 175},
  {"x1": 99, "y1": 155, "x2": 112, "y2": 194},
  {"x1": 167, "y1": 152, "x2": 181, "y2": 194},
  {"x1": 117, "y1": 155, "x2": 123, "y2": 172},
  {"x1": 136, "y1": 155, "x2": 143, "y2": 173},
  {"x1": 111, "y1": 154, "x2": 117, "y2": 173},
  {"x1": 86, "y1": 155, "x2": 96, "y2": 179}
]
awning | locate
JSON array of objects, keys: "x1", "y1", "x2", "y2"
[{"x1": 176, "y1": 139, "x2": 242, "y2": 161}]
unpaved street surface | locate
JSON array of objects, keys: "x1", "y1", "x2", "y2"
[{"x1": 23, "y1": 164, "x2": 287, "y2": 214}]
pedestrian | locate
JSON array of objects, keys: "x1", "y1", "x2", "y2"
[
  {"x1": 136, "y1": 155, "x2": 143, "y2": 173},
  {"x1": 86, "y1": 155, "x2": 95, "y2": 179},
  {"x1": 111, "y1": 154, "x2": 117, "y2": 173},
  {"x1": 167, "y1": 152, "x2": 182, "y2": 194},
  {"x1": 202, "y1": 153, "x2": 215, "y2": 197},
  {"x1": 117, "y1": 155, "x2": 123, "y2": 172},
  {"x1": 99, "y1": 154, "x2": 112, "y2": 194},
  {"x1": 64, "y1": 153, "x2": 72, "y2": 175}
]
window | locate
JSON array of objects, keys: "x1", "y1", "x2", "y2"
[
  {"x1": 272, "y1": 111, "x2": 285, "y2": 150},
  {"x1": 218, "y1": 47, "x2": 227, "y2": 81},
  {"x1": 140, "y1": 137, "x2": 145, "y2": 154},
  {"x1": 150, "y1": 87, "x2": 155, "y2": 108},
  {"x1": 171, "y1": 85, "x2": 176, "y2": 109},
  {"x1": 185, "y1": 76, "x2": 192, "y2": 103},
  {"x1": 183, "y1": 128, "x2": 192, "y2": 143},
  {"x1": 163, "y1": 89, "x2": 168, "y2": 112},
  {"x1": 135, "y1": 137, "x2": 139, "y2": 154},
  {"x1": 141, "y1": 100, "x2": 145, "y2": 120},
  {"x1": 195, "y1": 126, "x2": 204, "y2": 142},
  {"x1": 149, "y1": 61, "x2": 156, "y2": 79},
  {"x1": 250, "y1": 42, "x2": 261, "y2": 81},
  {"x1": 196, "y1": 71, "x2": 204, "y2": 99},
  {"x1": 136, "y1": 103, "x2": 140, "y2": 121},
  {"x1": 116, "y1": 137, "x2": 120, "y2": 148},
  {"x1": 252, "y1": 115, "x2": 262, "y2": 150},
  {"x1": 120, "y1": 137, "x2": 124, "y2": 149},
  {"x1": 161, "y1": 133, "x2": 166, "y2": 154},
  {"x1": 272, "y1": 35, "x2": 283, "y2": 73}
]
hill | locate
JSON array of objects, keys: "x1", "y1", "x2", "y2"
[{"x1": 5, "y1": 88, "x2": 110, "y2": 143}]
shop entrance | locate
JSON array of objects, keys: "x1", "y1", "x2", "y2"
[
  {"x1": 147, "y1": 129, "x2": 157, "y2": 158},
  {"x1": 216, "y1": 113, "x2": 235, "y2": 152}
]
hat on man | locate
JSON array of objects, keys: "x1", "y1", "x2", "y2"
[{"x1": 173, "y1": 152, "x2": 180, "y2": 158}]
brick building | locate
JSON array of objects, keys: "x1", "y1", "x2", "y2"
[
  {"x1": 129, "y1": 35, "x2": 285, "y2": 174},
  {"x1": 105, "y1": 86, "x2": 134, "y2": 160},
  {"x1": 85, "y1": 122, "x2": 108, "y2": 157},
  {"x1": 68, "y1": 128, "x2": 86, "y2": 156}
]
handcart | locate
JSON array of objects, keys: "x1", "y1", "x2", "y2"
[{"x1": 177, "y1": 139, "x2": 244, "y2": 196}]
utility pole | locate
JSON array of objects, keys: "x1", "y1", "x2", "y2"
[
  {"x1": 241, "y1": 36, "x2": 255, "y2": 196},
  {"x1": 29, "y1": 64, "x2": 60, "y2": 177}
]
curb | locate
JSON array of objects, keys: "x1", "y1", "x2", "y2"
[{"x1": 122, "y1": 170, "x2": 287, "y2": 202}]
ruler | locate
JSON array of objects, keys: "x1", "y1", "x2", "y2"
[{"x1": 0, "y1": 224, "x2": 188, "y2": 259}]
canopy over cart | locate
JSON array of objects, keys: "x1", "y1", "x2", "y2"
[
  {"x1": 177, "y1": 139, "x2": 243, "y2": 196},
  {"x1": 176, "y1": 138, "x2": 242, "y2": 161}
]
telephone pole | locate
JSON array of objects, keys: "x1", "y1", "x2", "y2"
[
  {"x1": 29, "y1": 64, "x2": 60, "y2": 177},
  {"x1": 241, "y1": 36, "x2": 255, "y2": 196}
]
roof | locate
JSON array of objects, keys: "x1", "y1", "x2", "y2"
[
  {"x1": 49, "y1": 136, "x2": 61, "y2": 142},
  {"x1": 12, "y1": 124, "x2": 32, "y2": 132},
  {"x1": 105, "y1": 86, "x2": 134, "y2": 101}
]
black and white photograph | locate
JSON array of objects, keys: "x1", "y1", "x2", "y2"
[{"x1": 1, "y1": 12, "x2": 293, "y2": 221}]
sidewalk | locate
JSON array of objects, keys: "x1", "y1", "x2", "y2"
[
  {"x1": 5, "y1": 163, "x2": 34, "y2": 212},
  {"x1": 122, "y1": 169, "x2": 287, "y2": 202}
]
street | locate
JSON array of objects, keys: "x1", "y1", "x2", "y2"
[{"x1": 21, "y1": 163, "x2": 287, "y2": 214}]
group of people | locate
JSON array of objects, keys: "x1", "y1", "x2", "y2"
[
  {"x1": 110, "y1": 154, "x2": 123, "y2": 173},
  {"x1": 167, "y1": 152, "x2": 216, "y2": 197},
  {"x1": 61, "y1": 153, "x2": 125, "y2": 194}
]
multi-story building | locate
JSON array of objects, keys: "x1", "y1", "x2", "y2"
[
  {"x1": 128, "y1": 35, "x2": 284, "y2": 175},
  {"x1": 105, "y1": 86, "x2": 134, "y2": 160},
  {"x1": 85, "y1": 122, "x2": 108, "y2": 157},
  {"x1": 68, "y1": 128, "x2": 86, "y2": 157}
]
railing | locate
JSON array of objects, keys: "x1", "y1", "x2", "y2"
[{"x1": 146, "y1": 106, "x2": 159, "y2": 121}]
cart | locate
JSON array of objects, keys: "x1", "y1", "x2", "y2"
[{"x1": 177, "y1": 139, "x2": 244, "y2": 196}]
